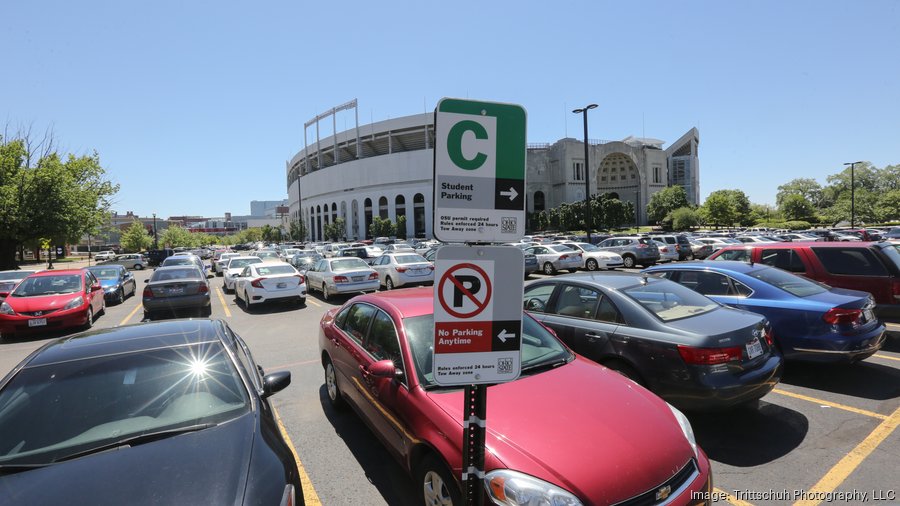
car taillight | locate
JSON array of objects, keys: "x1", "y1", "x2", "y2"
[
  {"x1": 559, "y1": 254, "x2": 568, "y2": 260},
  {"x1": 660, "y1": 247, "x2": 668, "y2": 252},
  {"x1": 334, "y1": 275, "x2": 349, "y2": 283},
  {"x1": 198, "y1": 284, "x2": 209, "y2": 293},
  {"x1": 396, "y1": 267, "x2": 408, "y2": 272},
  {"x1": 764, "y1": 326, "x2": 774, "y2": 347},
  {"x1": 294, "y1": 274, "x2": 305, "y2": 284},
  {"x1": 674, "y1": 245, "x2": 681, "y2": 251},
  {"x1": 893, "y1": 279, "x2": 900, "y2": 301},
  {"x1": 142, "y1": 287, "x2": 153, "y2": 298},
  {"x1": 251, "y1": 277, "x2": 266, "y2": 288},
  {"x1": 823, "y1": 307, "x2": 862, "y2": 325},
  {"x1": 368, "y1": 272, "x2": 378, "y2": 280},
  {"x1": 677, "y1": 345, "x2": 742, "y2": 365}
]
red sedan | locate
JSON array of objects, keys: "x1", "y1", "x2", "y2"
[
  {"x1": 318, "y1": 287, "x2": 712, "y2": 505},
  {"x1": 0, "y1": 269, "x2": 106, "y2": 339}
]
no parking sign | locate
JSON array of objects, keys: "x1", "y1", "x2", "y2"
[{"x1": 433, "y1": 245, "x2": 524, "y2": 386}]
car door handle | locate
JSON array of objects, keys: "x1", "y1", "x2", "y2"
[{"x1": 585, "y1": 332, "x2": 603, "y2": 338}]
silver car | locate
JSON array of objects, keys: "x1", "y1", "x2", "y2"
[
  {"x1": 596, "y1": 237, "x2": 661, "y2": 268},
  {"x1": 652, "y1": 240, "x2": 679, "y2": 263},
  {"x1": 371, "y1": 252, "x2": 434, "y2": 290},
  {"x1": 525, "y1": 244, "x2": 583, "y2": 275},
  {"x1": 99, "y1": 253, "x2": 147, "y2": 270},
  {"x1": 305, "y1": 257, "x2": 379, "y2": 301}
]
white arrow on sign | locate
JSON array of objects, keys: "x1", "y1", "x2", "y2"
[
  {"x1": 499, "y1": 187, "x2": 518, "y2": 201},
  {"x1": 497, "y1": 329, "x2": 517, "y2": 342}
]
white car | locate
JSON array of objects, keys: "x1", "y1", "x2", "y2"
[
  {"x1": 563, "y1": 242, "x2": 624, "y2": 270},
  {"x1": 234, "y1": 262, "x2": 306, "y2": 308},
  {"x1": 652, "y1": 240, "x2": 679, "y2": 263},
  {"x1": 322, "y1": 243, "x2": 349, "y2": 257},
  {"x1": 94, "y1": 251, "x2": 116, "y2": 261},
  {"x1": 371, "y1": 252, "x2": 435, "y2": 290},
  {"x1": 215, "y1": 252, "x2": 242, "y2": 275},
  {"x1": 252, "y1": 250, "x2": 281, "y2": 262},
  {"x1": 222, "y1": 256, "x2": 265, "y2": 293},
  {"x1": 305, "y1": 257, "x2": 379, "y2": 301}
]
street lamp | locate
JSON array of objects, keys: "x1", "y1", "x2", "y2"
[
  {"x1": 843, "y1": 161, "x2": 863, "y2": 228},
  {"x1": 572, "y1": 104, "x2": 598, "y2": 242},
  {"x1": 152, "y1": 213, "x2": 159, "y2": 249}
]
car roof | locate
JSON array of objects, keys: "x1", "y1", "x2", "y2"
[
  {"x1": 718, "y1": 241, "x2": 878, "y2": 250},
  {"x1": 529, "y1": 271, "x2": 651, "y2": 290},
  {"x1": 22, "y1": 319, "x2": 227, "y2": 368},
  {"x1": 645, "y1": 260, "x2": 762, "y2": 274},
  {"x1": 348, "y1": 287, "x2": 435, "y2": 319},
  {"x1": 29, "y1": 269, "x2": 84, "y2": 277}
]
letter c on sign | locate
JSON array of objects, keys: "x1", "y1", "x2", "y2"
[{"x1": 447, "y1": 120, "x2": 488, "y2": 171}]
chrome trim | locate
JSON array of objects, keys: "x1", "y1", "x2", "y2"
[
  {"x1": 613, "y1": 458, "x2": 700, "y2": 506},
  {"x1": 793, "y1": 340, "x2": 884, "y2": 355}
]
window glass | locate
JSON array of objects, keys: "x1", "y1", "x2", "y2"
[
  {"x1": 760, "y1": 249, "x2": 806, "y2": 273},
  {"x1": 256, "y1": 265, "x2": 296, "y2": 276},
  {"x1": 732, "y1": 279, "x2": 753, "y2": 297},
  {"x1": 622, "y1": 279, "x2": 718, "y2": 322},
  {"x1": 395, "y1": 254, "x2": 427, "y2": 264},
  {"x1": 227, "y1": 328, "x2": 262, "y2": 389},
  {"x1": 523, "y1": 284, "x2": 555, "y2": 313},
  {"x1": 677, "y1": 271, "x2": 731, "y2": 296},
  {"x1": 746, "y1": 266, "x2": 827, "y2": 297},
  {"x1": 713, "y1": 249, "x2": 750, "y2": 261},
  {"x1": 596, "y1": 296, "x2": 622, "y2": 324},
  {"x1": 554, "y1": 285, "x2": 599, "y2": 318},
  {"x1": 334, "y1": 305, "x2": 350, "y2": 328},
  {"x1": 342, "y1": 304, "x2": 377, "y2": 344},
  {"x1": 812, "y1": 247, "x2": 888, "y2": 276},
  {"x1": 365, "y1": 311, "x2": 404, "y2": 375},
  {"x1": 150, "y1": 268, "x2": 201, "y2": 282},
  {"x1": 331, "y1": 258, "x2": 370, "y2": 271}
]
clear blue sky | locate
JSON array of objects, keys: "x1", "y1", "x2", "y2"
[{"x1": 3, "y1": 1, "x2": 898, "y2": 218}]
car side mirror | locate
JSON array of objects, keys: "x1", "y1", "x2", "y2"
[
  {"x1": 144, "y1": 279, "x2": 149, "y2": 283},
  {"x1": 261, "y1": 371, "x2": 291, "y2": 399},
  {"x1": 368, "y1": 359, "x2": 402, "y2": 379},
  {"x1": 92, "y1": 283, "x2": 102, "y2": 291}
]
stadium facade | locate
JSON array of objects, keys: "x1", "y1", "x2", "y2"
[{"x1": 287, "y1": 106, "x2": 699, "y2": 241}]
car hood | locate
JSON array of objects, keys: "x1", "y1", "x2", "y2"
[
  {"x1": 1, "y1": 414, "x2": 255, "y2": 505},
  {"x1": 427, "y1": 358, "x2": 694, "y2": 504},
  {"x1": 5, "y1": 293, "x2": 83, "y2": 312},
  {"x1": 99, "y1": 279, "x2": 120, "y2": 289}
]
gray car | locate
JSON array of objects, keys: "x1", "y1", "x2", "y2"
[
  {"x1": 98, "y1": 253, "x2": 147, "y2": 270},
  {"x1": 142, "y1": 266, "x2": 211, "y2": 319},
  {"x1": 596, "y1": 237, "x2": 660, "y2": 268},
  {"x1": 305, "y1": 257, "x2": 379, "y2": 301},
  {"x1": 525, "y1": 244, "x2": 583, "y2": 275}
]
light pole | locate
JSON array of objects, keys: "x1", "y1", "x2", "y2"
[
  {"x1": 152, "y1": 213, "x2": 159, "y2": 249},
  {"x1": 572, "y1": 104, "x2": 598, "y2": 242},
  {"x1": 843, "y1": 161, "x2": 863, "y2": 228}
]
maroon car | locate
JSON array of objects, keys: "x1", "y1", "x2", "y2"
[{"x1": 318, "y1": 288, "x2": 712, "y2": 505}]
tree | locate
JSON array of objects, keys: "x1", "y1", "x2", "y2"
[
  {"x1": 876, "y1": 189, "x2": 900, "y2": 223},
  {"x1": 159, "y1": 225, "x2": 194, "y2": 248},
  {"x1": 1, "y1": 129, "x2": 119, "y2": 270},
  {"x1": 701, "y1": 191, "x2": 738, "y2": 228},
  {"x1": 670, "y1": 207, "x2": 701, "y2": 231},
  {"x1": 395, "y1": 215, "x2": 407, "y2": 239},
  {"x1": 776, "y1": 178, "x2": 824, "y2": 208},
  {"x1": 324, "y1": 218, "x2": 346, "y2": 241},
  {"x1": 120, "y1": 220, "x2": 153, "y2": 252},
  {"x1": 646, "y1": 186, "x2": 689, "y2": 224},
  {"x1": 369, "y1": 217, "x2": 395, "y2": 238},
  {"x1": 780, "y1": 194, "x2": 817, "y2": 222},
  {"x1": 289, "y1": 219, "x2": 308, "y2": 241}
]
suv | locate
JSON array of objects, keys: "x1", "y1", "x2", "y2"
[
  {"x1": 94, "y1": 250, "x2": 116, "y2": 261},
  {"x1": 595, "y1": 236, "x2": 660, "y2": 268},
  {"x1": 708, "y1": 242, "x2": 900, "y2": 322},
  {"x1": 147, "y1": 248, "x2": 175, "y2": 267},
  {"x1": 649, "y1": 234, "x2": 693, "y2": 260}
]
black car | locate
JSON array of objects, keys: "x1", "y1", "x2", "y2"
[
  {"x1": 0, "y1": 319, "x2": 303, "y2": 505},
  {"x1": 146, "y1": 248, "x2": 174, "y2": 266},
  {"x1": 84, "y1": 265, "x2": 137, "y2": 305}
]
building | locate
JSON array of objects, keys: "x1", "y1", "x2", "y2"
[
  {"x1": 250, "y1": 199, "x2": 289, "y2": 218},
  {"x1": 287, "y1": 103, "x2": 700, "y2": 241}
]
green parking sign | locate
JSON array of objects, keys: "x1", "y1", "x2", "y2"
[{"x1": 433, "y1": 98, "x2": 526, "y2": 243}]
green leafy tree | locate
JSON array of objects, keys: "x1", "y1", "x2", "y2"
[
  {"x1": 289, "y1": 219, "x2": 308, "y2": 241},
  {"x1": 159, "y1": 225, "x2": 194, "y2": 248},
  {"x1": 369, "y1": 217, "x2": 395, "y2": 238},
  {"x1": 121, "y1": 220, "x2": 153, "y2": 252},
  {"x1": 1, "y1": 131, "x2": 119, "y2": 269},
  {"x1": 701, "y1": 191, "x2": 738, "y2": 228},
  {"x1": 876, "y1": 189, "x2": 900, "y2": 223},
  {"x1": 780, "y1": 194, "x2": 817, "y2": 222},
  {"x1": 395, "y1": 215, "x2": 407, "y2": 239},
  {"x1": 776, "y1": 178, "x2": 824, "y2": 208},
  {"x1": 646, "y1": 186, "x2": 690, "y2": 224},
  {"x1": 670, "y1": 207, "x2": 701, "y2": 230},
  {"x1": 324, "y1": 218, "x2": 346, "y2": 241}
]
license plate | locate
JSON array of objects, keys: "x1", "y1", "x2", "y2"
[
  {"x1": 168, "y1": 288, "x2": 185, "y2": 295},
  {"x1": 277, "y1": 282, "x2": 287, "y2": 289},
  {"x1": 352, "y1": 276, "x2": 364, "y2": 282},
  {"x1": 863, "y1": 309, "x2": 874, "y2": 322},
  {"x1": 28, "y1": 318, "x2": 47, "y2": 327},
  {"x1": 746, "y1": 338, "x2": 764, "y2": 360}
]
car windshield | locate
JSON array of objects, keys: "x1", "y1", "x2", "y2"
[
  {"x1": 395, "y1": 254, "x2": 427, "y2": 264},
  {"x1": 228, "y1": 258, "x2": 263, "y2": 269},
  {"x1": 0, "y1": 342, "x2": 250, "y2": 466},
  {"x1": 12, "y1": 275, "x2": 83, "y2": 297},
  {"x1": 574, "y1": 242, "x2": 598, "y2": 251},
  {"x1": 86, "y1": 268, "x2": 121, "y2": 280},
  {"x1": 548, "y1": 244, "x2": 575, "y2": 252},
  {"x1": 0, "y1": 271, "x2": 36, "y2": 281},
  {"x1": 622, "y1": 279, "x2": 719, "y2": 322},
  {"x1": 403, "y1": 314, "x2": 571, "y2": 388},
  {"x1": 331, "y1": 258, "x2": 369, "y2": 271},
  {"x1": 151, "y1": 268, "x2": 202, "y2": 281},
  {"x1": 745, "y1": 266, "x2": 827, "y2": 297},
  {"x1": 255, "y1": 265, "x2": 296, "y2": 276}
]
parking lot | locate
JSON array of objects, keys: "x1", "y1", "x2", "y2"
[{"x1": 0, "y1": 265, "x2": 898, "y2": 505}]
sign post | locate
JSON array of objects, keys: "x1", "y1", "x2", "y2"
[{"x1": 432, "y1": 97, "x2": 527, "y2": 506}]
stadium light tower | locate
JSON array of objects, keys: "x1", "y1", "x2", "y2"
[
  {"x1": 572, "y1": 104, "x2": 598, "y2": 242},
  {"x1": 843, "y1": 161, "x2": 863, "y2": 228}
]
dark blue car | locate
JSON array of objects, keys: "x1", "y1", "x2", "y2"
[{"x1": 643, "y1": 261, "x2": 886, "y2": 363}]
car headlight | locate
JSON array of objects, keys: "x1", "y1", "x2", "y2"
[
  {"x1": 484, "y1": 469, "x2": 582, "y2": 506},
  {"x1": 63, "y1": 296, "x2": 85, "y2": 310},
  {"x1": 666, "y1": 403, "x2": 698, "y2": 459},
  {"x1": 0, "y1": 302, "x2": 15, "y2": 315}
]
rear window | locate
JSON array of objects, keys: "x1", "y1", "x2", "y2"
[
  {"x1": 760, "y1": 249, "x2": 807, "y2": 273},
  {"x1": 256, "y1": 265, "x2": 296, "y2": 276},
  {"x1": 712, "y1": 249, "x2": 751, "y2": 262},
  {"x1": 395, "y1": 254, "x2": 427, "y2": 264},
  {"x1": 746, "y1": 266, "x2": 827, "y2": 297},
  {"x1": 151, "y1": 268, "x2": 201, "y2": 281},
  {"x1": 622, "y1": 279, "x2": 718, "y2": 322},
  {"x1": 811, "y1": 247, "x2": 888, "y2": 276},
  {"x1": 876, "y1": 244, "x2": 900, "y2": 271},
  {"x1": 331, "y1": 258, "x2": 370, "y2": 271}
]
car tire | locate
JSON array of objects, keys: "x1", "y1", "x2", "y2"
[
  {"x1": 243, "y1": 290, "x2": 253, "y2": 310},
  {"x1": 603, "y1": 360, "x2": 645, "y2": 387},
  {"x1": 568, "y1": 269, "x2": 578, "y2": 273},
  {"x1": 543, "y1": 262, "x2": 556, "y2": 275},
  {"x1": 83, "y1": 307, "x2": 94, "y2": 331},
  {"x1": 97, "y1": 300, "x2": 106, "y2": 317},
  {"x1": 322, "y1": 283, "x2": 331, "y2": 301},
  {"x1": 135, "y1": 264, "x2": 144, "y2": 270},
  {"x1": 116, "y1": 288, "x2": 125, "y2": 305},
  {"x1": 386, "y1": 277, "x2": 395, "y2": 290},
  {"x1": 324, "y1": 356, "x2": 345, "y2": 410},
  {"x1": 417, "y1": 454, "x2": 461, "y2": 506},
  {"x1": 622, "y1": 255, "x2": 636, "y2": 269},
  {"x1": 223, "y1": 282, "x2": 232, "y2": 294},
  {"x1": 586, "y1": 259, "x2": 599, "y2": 271}
]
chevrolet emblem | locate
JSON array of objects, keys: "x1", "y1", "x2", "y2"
[
  {"x1": 655, "y1": 485, "x2": 672, "y2": 501},
  {"x1": 34, "y1": 311, "x2": 43, "y2": 316}
]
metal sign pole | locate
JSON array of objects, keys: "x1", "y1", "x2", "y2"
[{"x1": 462, "y1": 384, "x2": 487, "y2": 506}]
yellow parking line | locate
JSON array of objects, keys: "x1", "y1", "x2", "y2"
[
  {"x1": 118, "y1": 302, "x2": 143, "y2": 326},
  {"x1": 772, "y1": 389, "x2": 888, "y2": 420},
  {"x1": 306, "y1": 299, "x2": 321, "y2": 307},
  {"x1": 273, "y1": 406, "x2": 321, "y2": 506},
  {"x1": 873, "y1": 353, "x2": 900, "y2": 362},
  {"x1": 215, "y1": 288, "x2": 232, "y2": 317},
  {"x1": 793, "y1": 406, "x2": 900, "y2": 506},
  {"x1": 714, "y1": 487, "x2": 755, "y2": 506}
]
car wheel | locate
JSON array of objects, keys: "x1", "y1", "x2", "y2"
[
  {"x1": 116, "y1": 288, "x2": 125, "y2": 305},
  {"x1": 622, "y1": 255, "x2": 636, "y2": 269},
  {"x1": 97, "y1": 300, "x2": 106, "y2": 317},
  {"x1": 417, "y1": 454, "x2": 461, "y2": 506},
  {"x1": 386, "y1": 277, "x2": 395, "y2": 290},
  {"x1": 322, "y1": 283, "x2": 331, "y2": 301},
  {"x1": 83, "y1": 307, "x2": 94, "y2": 331},
  {"x1": 135, "y1": 263, "x2": 144, "y2": 270},
  {"x1": 324, "y1": 356, "x2": 345, "y2": 409},
  {"x1": 543, "y1": 262, "x2": 556, "y2": 275},
  {"x1": 223, "y1": 282, "x2": 232, "y2": 294},
  {"x1": 586, "y1": 259, "x2": 599, "y2": 271},
  {"x1": 603, "y1": 360, "x2": 645, "y2": 387},
  {"x1": 243, "y1": 290, "x2": 253, "y2": 309},
  {"x1": 568, "y1": 269, "x2": 578, "y2": 273}
]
